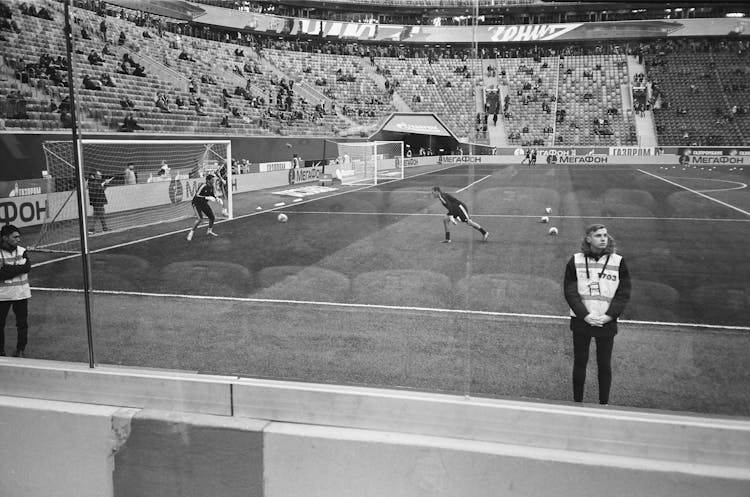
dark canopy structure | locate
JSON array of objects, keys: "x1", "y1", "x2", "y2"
[{"x1": 369, "y1": 113, "x2": 460, "y2": 156}]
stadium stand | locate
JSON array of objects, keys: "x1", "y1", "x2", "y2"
[
  {"x1": 645, "y1": 39, "x2": 750, "y2": 146},
  {"x1": 0, "y1": 0, "x2": 748, "y2": 146}
]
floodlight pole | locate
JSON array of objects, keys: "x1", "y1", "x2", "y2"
[
  {"x1": 64, "y1": 0, "x2": 96, "y2": 369},
  {"x1": 470, "y1": 0, "x2": 479, "y2": 157}
]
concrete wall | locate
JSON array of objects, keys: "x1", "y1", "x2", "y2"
[
  {"x1": 0, "y1": 395, "x2": 137, "y2": 497},
  {"x1": 1, "y1": 358, "x2": 749, "y2": 497}
]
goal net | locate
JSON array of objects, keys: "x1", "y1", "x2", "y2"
[
  {"x1": 332, "y1": 141, "x2": 404, "y2": 186},
  {"x1": 34, "y1": 139, "x2": 232, "y2": 253}
]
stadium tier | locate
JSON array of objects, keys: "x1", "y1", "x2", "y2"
[{"x1": 1, "y1": 0, "x2": 747, "y2": 146}]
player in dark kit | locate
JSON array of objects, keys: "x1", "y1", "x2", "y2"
[
  {"x1": 187, "y1": 174, "x2": 221, "y2": 241},
  {"x1": 431, "y1": 186, "x2": 489, "y2": 243}
]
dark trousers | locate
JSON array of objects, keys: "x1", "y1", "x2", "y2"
[
  {"x1": 91, "y1": 204, "x2": 108, "y2": 230},
  {"x1": 0, "y1": 299, "x2": 29, "y2": 354},
  {"x1": 572, "y1": 332, "x2": 614, "y2": 404}
]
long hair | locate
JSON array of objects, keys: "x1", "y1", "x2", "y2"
[{"x1": 580, "y1": 223, "x2": 616, "y2": 256}]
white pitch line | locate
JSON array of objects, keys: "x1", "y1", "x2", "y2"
[
  {"x1": 659, "y1": 176, "x2": 748, "y2": 193},
  {"x1": 457, "y1": 175, "x2": 491, "y2": 193},
  {"x1": 638, "y1": 169, "x2": 750, "y2": 217},
  {"x1": 31, "y1": 287, "x2": 750, "y2": 331},
  {"x1": 264, "y1": 210, "x2": 750, "y2": 223}
]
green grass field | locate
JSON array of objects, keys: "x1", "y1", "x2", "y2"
[{"x1": 22, "y1": 161, "x2": 750, "y2": 416}]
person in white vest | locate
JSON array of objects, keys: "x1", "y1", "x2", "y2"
[
  {"x1": 564, "y1": 224, "x2": 631, "y2": 405},
  {"x1": 0, "y1": 225, "x2": 31, "y2": 357}
]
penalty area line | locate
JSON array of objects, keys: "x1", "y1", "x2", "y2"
[
  {"x1": 638, "y1": 169, "x2": 750, "y2": 217},
  {"x1": 457, "y1": 175, "x2": 491, "y2": 193},
  {"x1": 32, "y1": 287, "x2": 750, "y2": 331}
]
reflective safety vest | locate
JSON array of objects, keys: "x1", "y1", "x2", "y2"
[
  {"x1": 571, "y1": 252, "x2": 622, "y2": 317},
  {"x1": 0, "y1": 246, "x2": 31, "y2": 301}
]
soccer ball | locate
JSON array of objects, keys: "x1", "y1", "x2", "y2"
[
  {"x1": 549, "y1": 227, "x2": 558, "y2": 235},
  {"x1": 545, "y1": 207, "x2": 552, "y2": 214},
  {"x1": 540, "y1": 216, "x2": 549, "y2": 223},
  {"x1": 277, "y1": 213, "x2": 288, "y2": 223}
]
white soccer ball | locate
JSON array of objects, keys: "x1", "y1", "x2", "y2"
[
  {"x1": 549, "y1": 227, "x2": 558, "y2": 235},
  {"x1": 277, "y1": 213, "x2": 288, "y2": 223},
  {"x1": 540, "y1": 216, "x2": 549, "y2": 223}
]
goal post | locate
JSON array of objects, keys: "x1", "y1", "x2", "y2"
[
  {"x1": 34, "y1": 139, "x2": 232, "y2": 253},
  {"x1": 332, "y1": 141, "x2": 404, "y2": 186}
]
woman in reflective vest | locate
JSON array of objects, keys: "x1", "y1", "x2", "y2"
[
  {"x1": 0, "y1": 224, "x2": 31, "y2": 357},
  {"x1": 564, "y1": 224, "x2": 631, "y2": 405}
]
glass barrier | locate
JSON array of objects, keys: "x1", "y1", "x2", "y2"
[{"x1": 3, "y1": 0, "x2": 748, "y2": 419}]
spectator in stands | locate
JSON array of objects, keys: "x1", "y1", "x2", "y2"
[
  {"x1": 102, "y1": 42, "x2": 114, "y2": 57},
  {"x1": 155, "y1": 92, "x2": 171, "y2": 113},
  {"x1": 120, "y1": 96, "x2": 136, "y2": 110},
  {"x1": 81, "y1": 27, "x2": 91, "y2": 40},
  {"x1": 220, "y1": 114, "x2": 231, "y2": 128},
  {"x1": 37, "y1": 7, "x2": 52, "y2": 21},
  {"x1": 119, "y1": 113, "x2": 143, "y2": 132},
  {"x1": 99, "y1": 19, "x2": 107, "y2": 41},
  {"x1": 101, "y1": 73, "x2": 116, "y2": 87},
  {"x1": 82, "y1": 74, "x2": 103, "y2": 90},
  {"x1": 60, "y1": 110, "x2": 72, "y2": 128},
  {"x1": 175, "y1": 95, "x2": 187, "y2": 110},
  {"x1": 564, "y1": 224, "x2": 631, "y2": 406},
  {"x1": 191, "y1": 95, "x2": 207, "y2": 116},
  {"x1": 118, "y1": 30, "x2": 126, "y2": 45},
  {"x1": 179, "y1": 50, "x2": 195, "y2": 62}
]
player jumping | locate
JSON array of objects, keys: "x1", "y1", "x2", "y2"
[
  {"x1": 432, "y1": 186, "x2": 489, "y2": 243},
  {"x1": 187, "y1": 173, "x2": 221, "y2": 241}
]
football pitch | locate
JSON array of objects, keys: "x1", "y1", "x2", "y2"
[{"x1": 26, "y1": 161, "x2": 750, "y2": 416}]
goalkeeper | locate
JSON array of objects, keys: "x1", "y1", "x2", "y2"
[
  {"x1": 187, "y1": 174, "x2": 221, "y2": 241},
  {"x1": 432, "y1": 186, "x2": 489, "y2": 243}
]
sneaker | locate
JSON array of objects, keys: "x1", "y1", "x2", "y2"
[
  {"x1": 186, "y1": 230, "x2": 194, "y2": 241},
  {"x1": 207, "y1": 230, "x2": 218, "y2": 237},
  {"x1": 450, "y1": 217, "x2": 458, "y2": 225},
  {"x1": 88, "y1": 230, "x2": 95, "y2": 235},
  {"x1": 483, "y1": 232, "x2": 489, "y2": 242},
  {"x1": 441, "y1": 239, "x2": 451, "y2": 244},
  {"x1": 12, "y1": 349, "x2": 24, "y2": 358}
]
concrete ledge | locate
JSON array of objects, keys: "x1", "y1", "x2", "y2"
[
  {"x1": 2, "y1": 358, "x2": 749, "y2": 493},
  {"x1": 232, "y1": 377, "x2": 750, "y2": 470},
  {"x1": 0, "y1": 358, "x2": 234, "y2": 415},
  {"x1": 264, "y1": 422, "x2": 750, "y2": 497}
]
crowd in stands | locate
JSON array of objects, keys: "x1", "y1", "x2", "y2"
[{"x1": 1, "y1": 0, "x2": 748, "y2": 145}]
